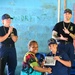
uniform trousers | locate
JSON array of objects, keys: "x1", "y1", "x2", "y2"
[{"x1": 0, "y1": 46, "x2": 17, "y2": 75}]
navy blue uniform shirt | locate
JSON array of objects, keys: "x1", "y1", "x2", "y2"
[{"x1": 47, "y1": 50, "x2": 71, "y2": 75}]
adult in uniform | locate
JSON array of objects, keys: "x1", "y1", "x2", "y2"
[
  {"x1": 52, "y1": 8, "x2": 75, "y2": 75},
  {"x1": 0, "y1": 14, "x2": 18, "y2": 75},
  {"x1": 47, "y1": 38, "x2": 71, "y2": 75}
]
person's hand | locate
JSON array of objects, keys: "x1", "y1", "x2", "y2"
[
  {"x1": 47, "y1": 67, "x2": 52, "y2": 73},
  {"x1": 59, "y1": 34, "x2": 68, "y2": 41},
  {"x1": 8, "y1": 26, "x2": 13, "y2": 35},
  {"x1": 63, "y1": 27, "x2": 70, "y2": 34},
  {"x1": 54, "y1": 56, "x2": 61, "y2": 61}
]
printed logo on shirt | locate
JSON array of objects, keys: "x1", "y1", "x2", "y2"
[{"x1": 70, "y1": 26, "x2": 73, "y2": 31}]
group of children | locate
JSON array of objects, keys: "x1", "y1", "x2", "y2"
[{"x1": 21, "y1": 38, "x2": 71, "y2": 75}]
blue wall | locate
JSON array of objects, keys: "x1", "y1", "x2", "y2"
[{"x1": 0, "y1": 0, "x2": 75, "y2": 75}]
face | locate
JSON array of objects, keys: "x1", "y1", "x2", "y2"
[
  {"x1": 29, "y1": 43, "x2": 38, "y2": 54},
  {"x1": 49, "y1": 44, "x2": 57, "y2": 54},
  {"x1": 64, "y1": 13, "x2": 72, "y2": 21},
  {"x1": 2, "y1": 18, "x2": 11, "y2": 27}
]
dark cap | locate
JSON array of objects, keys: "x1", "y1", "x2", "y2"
[
  {"x1": 48, "y1": 38, "x2": 57, "y2": 45},
  {"x1": 2, "y1": 14, "x2": 13, "y2": 20},
  {"x1": 64, "y1": 8, "x2": 72, "y2": 14}
]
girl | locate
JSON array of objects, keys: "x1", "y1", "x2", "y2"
[{"x1": 21, "y1": 40, "x2": 52, "y2": 75}]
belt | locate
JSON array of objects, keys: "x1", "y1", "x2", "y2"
[
  {"x1": 1, "y1": 44, "x2": 14, "y2": 48},
  {"x1": 58, "y1": 41, "x2": 72, "y2": 45}
]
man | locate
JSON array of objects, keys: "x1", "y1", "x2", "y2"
[
  {"x1": 47, "y1": 38, "x2": 71, "y2": 75},
  {"x1": 52, "y1": 8, "x2": 75, "y2": 75},
  {"x1": 0, "y1": 14, "x2": 18, "y2": 75}
]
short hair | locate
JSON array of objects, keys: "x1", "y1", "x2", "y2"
[{"x1": 28, "y1": 40, "x2": 38, "y2": 48}]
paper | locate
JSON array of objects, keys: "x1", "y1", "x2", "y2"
[{"x1": 44, "y1": 56, "x2": 56, "y2": 66}]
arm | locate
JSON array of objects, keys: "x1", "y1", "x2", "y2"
[
  {"x1": 0, "y1": 26, "x2": 18, "y2": 42},
  {"x1": 52, "y1": 31, "x2": 59, "y2": 39},
  {"x1": 11, "y1": 27, "x2": 18, "y2": 42},
  {"x1": 52, "y1": 31, "x2": 68, "y2": 41},
  {"x1": 69, "y1": 33, "x2": 75, "y2": 40},
  {"x1": 63, "y1": 27, "x2": 75, "y2": 39},
  {"x1": 58, "y1": 59, "x2": 71, "y2": 67},
  {"x1": 33, "y1": 66, "x2": 52, "y2": 73},
  {"x1": 25, "y1": 53, "x2": 52, "y2": 73},
  {"x1": 0, "y1": 26, "x2": 12, "y2": 42},
  {"x1": 54, "y1": 56, "x2": 71, "y2": 67},
  {"x1": 0, "y1": 32, "x2": 10, "y2": 42},
  {"x1": 11, "y1": 34, "x2": 18, "y2": 42}
]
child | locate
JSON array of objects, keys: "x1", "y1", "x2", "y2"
[
  {"x1": 21, "y1": 40, "x2": 52, "y2": 75},
  {"x1": 35, "y1": 53, "x2": 45, "y2": 67}
]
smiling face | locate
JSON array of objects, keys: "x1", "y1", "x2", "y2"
[
  {"x1": 28, "y1": 41, "x2": 38, "y2": 54},
  {"x1": 48, "y1": 44, "x2": 57, "y2": 54}
]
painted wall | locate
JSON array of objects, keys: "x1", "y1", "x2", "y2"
[{"x1": 0, "y1": 0, "x2": 75, "y2": 75}]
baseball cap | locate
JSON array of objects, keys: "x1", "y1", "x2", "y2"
[
  {"x1": 2, "y1": 14, "x2": 13, "y2": 20},
  {"x1": 64, "y1": 8, "x2": 72, "y2": 14},
  {"x1": 48, "y1": 38, "x2": 57, "y2": 45}
]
